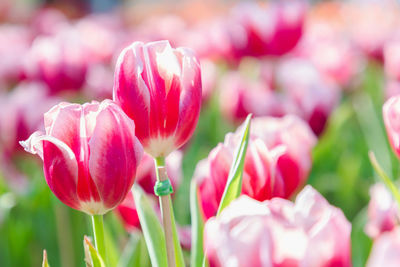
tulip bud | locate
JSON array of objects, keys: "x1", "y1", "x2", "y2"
[
  {"x1": 383, "y1": 96, "x2": 400, "y2": 158},
  {"x1": 204, "y1": 186, "x2": 352, "y2": 267},
  {"x1": 113, "y1": 40, "x2": 202, "y2": 158},
  {"x1": 20, "y1": 100, "x2": 143, "y2": 215}
]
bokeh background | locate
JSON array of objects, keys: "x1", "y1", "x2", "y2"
[{"x1": 1, "y1": 0, "x2": 400, "y2": 266}]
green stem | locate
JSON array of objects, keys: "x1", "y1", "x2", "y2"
[
  {"x1": 154, "y1": 156, "x2": 185, "y2": 267},
  {"x1": 91, "y1": 215, "x2": 107, "y2": 264}
]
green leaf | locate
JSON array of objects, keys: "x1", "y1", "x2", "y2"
[
  {"x1": 369, "y1": 151, "x2": 400, "y2": 213},
  {"x1": 103, "y1": 222, "x2": 120, "y2": 267},
  {"x1": 132, "y1": 186, "x2": 168, "y2": 267},
  {"x1": 83, "y1": 236, "x2": 106, "y2": 267},
  {"x1": 190, "y1": 180, "x2": 208, "y2": 267},
  {"x1": 217, "y1": 114, "x2": 252, "y2": 215},
  {"x1": 118, "y1": 232, "x2": 150, "y2": 267},
  {"x1": 169, "y1": 197, "x2": 186, "y2": 267},
  {"x1": 42, "y1": 250, "x2": 50, "y2": 267}
]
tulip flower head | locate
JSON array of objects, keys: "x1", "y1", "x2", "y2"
[
  {"x1": 204, "y1": 186, "x2": 352, "y2": 267},
  {"x1": 113, "y1": 40, "x2": 202, "y2": 158},
  {"x1": 20, "y1": 100, "x2": 143, "y2": 215}
]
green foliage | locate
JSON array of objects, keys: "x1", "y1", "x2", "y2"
[{"x1": 132, "y1": 186, "x2": 168, "y2": 267}]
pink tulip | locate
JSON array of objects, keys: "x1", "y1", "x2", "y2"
[
  {"x1": 367, "y1": 227, "x2": 400, "y2": 267},
  {"x1": 365, "y1": 183, "x2": 398, "y2": 239},
  {"x1": 83, "y1": 63, "x2": 114, "y2": 100},
  {"x1": 0, "y1": 25, "x2": 31, "y2": 87},
  {"x1": 344, "y1": 1, "x2": 398, "y2": 62},
  {"x1": 0, "y1": 82, "x2": 58, "y2": 158},
  {"x1": 383, "y1": 96, "x2": 400, "y2": 158},
  {"x1": 20, "y1": 100, "x2": 143, "y2": 215},
  {"x1": 113, "y1": 40, "x2": 202, "y2": 158},
  {"x1": 247, "y1": 115, "x2": 317, "y2": 198},
  {"x1": 276, "y1": 58, "x2": 340, "y2": 135},
  {"x1": 204, "y1": 186, "x2": 352, "y2": 267},
  {"x1": 231, "y1": 0, "x2": 306, "y2": 57},
  {"x1": 24, "y1": 28, "x2": 88, "y2": 93},
  {"x1": 219, "y1": 71, "x2": 283, "y2": 122},
  {"x1": 195, "y1": 115, "x2": 316, "y2": 219},
  {"x1": 296, "y1": 22, "x2": 364, "y2": 88}
]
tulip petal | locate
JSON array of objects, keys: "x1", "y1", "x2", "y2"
[
  {"x1": 89, "y1": 103, "x2": 143, "y2": 209},
  {"x1": 21, "y1": 132, "x2": 80, "y2": 210}
]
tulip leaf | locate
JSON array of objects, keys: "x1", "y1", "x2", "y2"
[
  {"x1": 132, "y1": 186, "x2": 168, "y2": 267},
  {"x1": 169, "y1": 197, "x2": 186, "y2": 267},
  {"x1": 369, "y1": 151, "x2": 400, "y2": 214},
  {"x1": 190, "y1": 180, "x2": 208, "y2": 267},
  {"x1": 118, "y1": 232, "x2": 150, "y2": 267},
  {"x1": 83, "y1": 236, "x2": 106, "y2": 267},
  {"x1": 42, "y1": 250, "x2": 50, "y2": 267},
  {"x1": 217, "y1": 114, "x2": 252, "y2": 215}
]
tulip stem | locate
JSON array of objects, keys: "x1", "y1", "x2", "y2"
[
  {"x1": 155, "y1": 156, "x2": 176, "y2": 267},
  {"x1": 91, "y1": 215, "x2": 107, "y2": 264}
]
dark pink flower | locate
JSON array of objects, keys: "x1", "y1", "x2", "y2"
[
  {"x1": 20, "y1": 100, "x2": 143, "y2": 215},
  {"x1": 113, "y1": 40, "x2": 202, "y2": 158}
]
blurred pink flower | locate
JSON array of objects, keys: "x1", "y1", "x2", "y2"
[
  {"x1": 365, "y1": 183, "x2": 398, "y2": 239},
  {"x1": 24, "y1": 28, "x2": 88, "y2": 93},
  {"x1": 20, "y1": 100, "x2": 143, "y2": 215},
  {"x1": 83, "y1": 63, "x2": 114, "y2": 100},
  {"x1": 276, "y1": 58, "x2": 340, "y2": 135},
  {"x1": 344, "y1": 1, "x2": 400, "y2": 62},
  {"x1": 231, "y1": 0, "x2": 307, "y2": 57},
  {"x1": 0, "y1": 25, "x2": 31, "y2": 87},
  {"x1": 0, "y1": 82, "x2": 57, "y2": 158},
  {"x1": 195, "y1": 115, "x2": 316, "y2": 219},
  {"x1": 200, "y1": 59, "x2": 218, "y2": 101},
  {"x1": 204, "y1": 186, "x2": 352, "y2": 267},
  {"x1": 367, "y1": 227, "x2": 400, "y2": 267},
  {"x1": 296, "y1": 22, "x2": 364, "y2": 88},
  {"x1": 219, "y1": 71, "x2": 282, "y2": 121}
]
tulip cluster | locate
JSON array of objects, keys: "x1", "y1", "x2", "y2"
[{"x1": 3, "y1": 0, "x2": 400, "y2": 266}]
